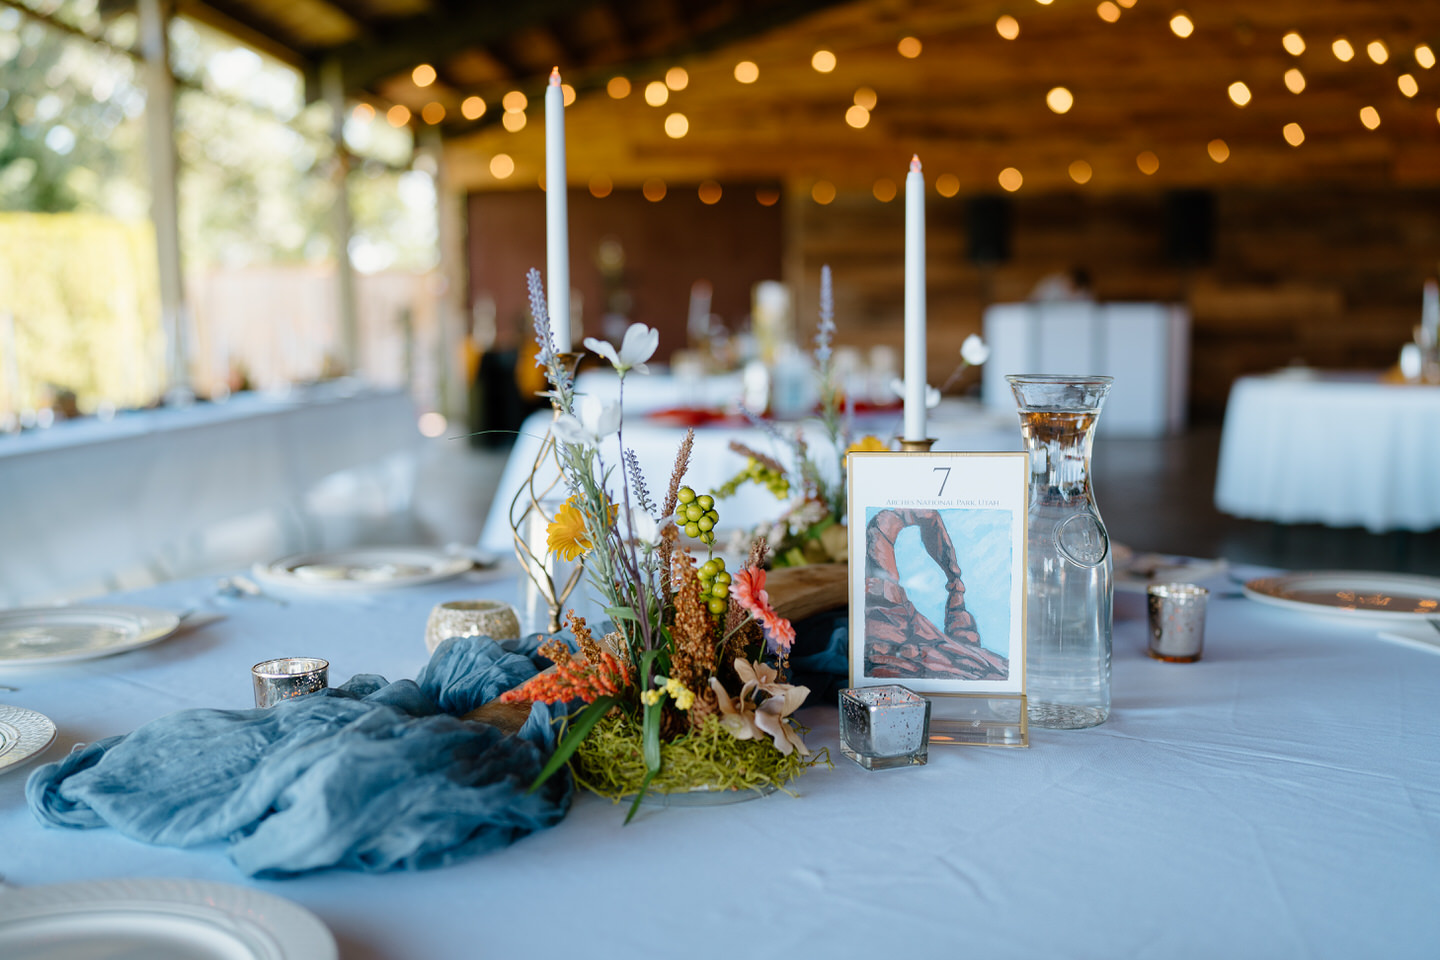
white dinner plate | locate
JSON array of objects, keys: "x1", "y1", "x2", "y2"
[
  {"x1": 0, "y1": 606, "x2": 181, "y2": 667},
  {"x1": 0, "y1": 878, "x2": 336, "y2": 960},
  {"x1": 1115, "y1": 551, "x2": 1228, "y2": 594},
  {"x1": 0, "y1": 704, "x2": 57, "y2": 775},
  {"x1": 252, "y1": 547, "x2": 473, "y2": 593},
  {"x1": 1243, "y1": 571, "x2": 1440, "y2": 623}
]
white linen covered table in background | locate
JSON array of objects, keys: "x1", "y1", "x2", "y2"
[
  {"x1": 0, "y1": 384, "x2": 421, "y2": 605},
  {"x1": 1214, "y1": 373, "x2": 1440, "y2": 532},
  {"x1": 477, "y1": 377, "x2": 1018, "y2": 556},
  {"x1": 1, "y1": 567, "x2": 1436, "y2": 959},
  {"x1": 981, "y1": 301, "x2": 1190, "y2": 436}
]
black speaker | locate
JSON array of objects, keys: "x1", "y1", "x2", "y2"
[
  {"x1": 967, "y1": 195, "x2": 1011, "y2": 264},
  {"x1": 1165, "y1": 189, "x2": 1215, "y2": 266}
]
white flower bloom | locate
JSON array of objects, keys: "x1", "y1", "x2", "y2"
[
  {"x1": 584, "y1": 323, "x2": 659, "y2": 377},
  {"x1": 888, "y1": 378, "x2": 941, "y2": 409},
  {"x1": 553, "y1": 395, "x2": 622, "y2": 447},
  {"x1": 627, "y1": 509, "x2": 673, "y2": 547},
  {"x1": 961, "y1": 334, "x2": 991, "y2": 366}
]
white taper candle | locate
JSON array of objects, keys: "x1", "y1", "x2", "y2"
[
  {"x1": 903, "y1": 154, "x2": 927, "y2": 441},
  {"x1": 545, "y1": 67, "x2": 571, "y2": 352}
]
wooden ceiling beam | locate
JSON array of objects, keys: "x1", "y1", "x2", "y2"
[{"x1": 319, "y1": 0, "x2": 595, "y2": 96}]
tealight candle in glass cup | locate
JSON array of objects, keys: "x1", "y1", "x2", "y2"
[{"x1": 252, "y1": 657, "x2": 329, "y2": 708}]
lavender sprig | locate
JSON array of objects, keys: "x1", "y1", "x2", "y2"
[
  {"x1": 526, "y1": 267, "x2": 574, "y2": 404},
  {"x1": 814, "y1": 264, "x2": 835, "y2": 368},
  {"x1": 624, "y1": 449, "x2": 656, "y2": 516}
]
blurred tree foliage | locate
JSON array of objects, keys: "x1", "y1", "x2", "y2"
[{"x1": 0, "y1": 0, "x2": 435, "y2": 412}]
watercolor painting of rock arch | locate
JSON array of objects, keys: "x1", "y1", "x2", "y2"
[{"x1": 863, "y1": 507, "x2": 1013, "y2": 681}]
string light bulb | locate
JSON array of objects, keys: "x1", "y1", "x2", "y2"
[
  {"x1": 421, "y1": 102, "x2": 445, "y2": 124},
  {"x1": 490, "y1": 153, "x2": 514, "y2": 178},
  {"x1": 1069, "y1": 159, "x2": 1092, "y2": 184},
  {"x1": 666, "y1": 67, "x2": 689, "y2": 90},
  {"x1": 812, "y1": 180, "x2": 836, "y2": 204},
  {"x1": 854, "y1": 87, "x2": 878, "y2": 110},
  {"x1": 873, "y1": 178, "x2": 897, "y2": 201},
  {"x1": 734, "y1": 61, "x2": 759, "y2": 83},
  {"x1": 1227, "y1": 81, "x2": 1252, "y2": 106},
  {"x1": 1207, "y1": 139, "x2": 1230, "y2": 163},
  {"x1": 461, "y1": 96, "x2": 485, "y2": 120},
  {"x1": 664, "y1": 113, "x2": 689, "y2": 138},
  {"x1": 1136, "y1": 150, "x2": 1159, "y2": 175},
  {"x1": 998, "y1": 167, "x2": 1024, "y2": 192},
  {"x1": 502, "y1": 111, "x2": 526, "y2": 132},
  {"x1": 1332, "y1": 38, "x2": 1354, "y2": 62},
  {"x1": 1399, "y1": 74, "x2": 1419, "y2": 97},
  {"x1": 996, "y1": 15, "x2": 1020, "y2": 39},
  {"x1": 1170, "y1": 13, "x2": 1194, "y2": 38},
  {"x1": 644, "y1": 82, "x2": 669, "y2": 107},
  {"x1": 698, "y1": 180, "x2": 722, "y2": 204},
  {"x1": 1047, "y1": 87, "x2": 1074, "y2": 113},
  {"x1": 386, "y1": 104, "x2": 411, "y2": 127},
  {"x1": 589, "y1": 175, "x2": 613, "y2": 198},
  {"x1": 643, "y1": 178, "x2": 667, "y2": 202},
  {"x1": 1282, "y1": 32, "x2": 1305, "y2": 56},
  {"x1": 898, "y1": 37, "x2": 922, "y2": 58},
  {"x1": 1284, "y1": 68, "x2": 1305, "y2": 94},
  {"x1": 1366, "y1": 40, "x2": 1388, "y2": 64},
  {"x1": 845, "y1": 104, "x2": 870, "y2": 128},
  {"x1": 1417, "y1": 45, "x2": 1436, "y2": 69},
  {"x1": 412, "y1": 64, "x2": 436, "y2": 87},
  {"x1": 1283, "y1": 122, "x2": 1304, "y2": 146},
  {"x1": 1359, "y1": 105, "x2": 1380, "y2": 129},
  {"x1": 936, "y1": 173, "x2": 960, "y2": 197},
  {"x1": 1097, "y1": 2, "x2": 1120, "y2": 24},
  {"x1": 607, "y1": 76, "x2": 631, "y2": 98},
  {"x1": 812, "y1": 50, "x2": 837, "y2": 73}
]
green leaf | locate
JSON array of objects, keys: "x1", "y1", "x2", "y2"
[
  {"x1": 624, "y1": 766, "x2": 658, "y2": 825},
  {"x1": 642, "y1": 696, "x2": 662, "y2": 771},
  {"x1": 604, "y1": 605, "x2": 640, "y2": 622},
  {"x1": 527, "y1": 695, "x2": 615, "y2": 793}
]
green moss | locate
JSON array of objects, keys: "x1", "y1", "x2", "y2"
[{"x1": 572, "y1": 713, "x2": 830, "y2": 801}]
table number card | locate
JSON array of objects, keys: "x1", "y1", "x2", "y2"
[{"x1": 847, "y1": 451, "x2": 1029, "y2": 746}]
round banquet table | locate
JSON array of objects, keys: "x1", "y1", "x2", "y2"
[
  {"x1": 1214, "y1": 372, "x2": 1440, "y2": 532},
  {"x1": 1, "y1": 567, "x2": 1437, "y2": 959}
]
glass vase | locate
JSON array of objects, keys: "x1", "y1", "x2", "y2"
[{"x1": 1007, "y1": 375, "x2": 1114, "y2": 729}]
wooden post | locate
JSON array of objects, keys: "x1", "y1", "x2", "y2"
[
  {"x1": 137, "y1": 0, "x2": 190, "y2": 401},
  {"x1": 421, "y1": 127, "x2": 469, "y2": 423},
  {"x1": 321, "y1": 58, "x2": 360, "y2": 374}
]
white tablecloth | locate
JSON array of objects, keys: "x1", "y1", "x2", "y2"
[
  {"x1": 0, "y1": 384, "x2": 421, "y2": 605},
  {"x1": 2, "y1": 568, "x2": 1437, "y2": 959},
  {"x1": 1214, "y1": 373, "x2": 1440, "y2": 532}
]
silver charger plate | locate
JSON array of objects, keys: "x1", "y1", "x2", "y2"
[
  {"x1": 1244, "y1": 571, "x2": 1440, "y2": 623},
  {"x1": 0, "y1": 606, "x2": 181, "y2": 667},
  {"x1": 0, "y1": 877, "x2": 336, "y2": 960},
  {"x1": 0, "y1": 704, "x2": 57, "y2": 775},
  {"x1": 251, "y1": 547, "x2": 473, "y2": 593}
]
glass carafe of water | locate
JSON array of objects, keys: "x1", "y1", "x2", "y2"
[{"x1": 1007, "y1": 375, "x2": 1114, "y2": 729}]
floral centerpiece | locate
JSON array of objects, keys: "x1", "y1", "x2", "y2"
[
  {"x1": 501, "y1": 269, "x2": 827, "y2": 819},
  {"x1": 713, "y1": 266, "x2": 990, "y2": 568}
]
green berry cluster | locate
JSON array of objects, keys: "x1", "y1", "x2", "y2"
[
  {"x1": 698, "y1": 558, "x2": 732, "y2": 618},
  {"x1": 715, "y1": 458, "x2": 791, "y2": 501},
  {"x1": 677, "y1": 486, "x2": 720, "y2": 544}
]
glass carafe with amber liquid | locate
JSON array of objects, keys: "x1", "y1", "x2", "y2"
[{"x1": 1007, "y1": 375, "x2": 1114, "y2": 729}]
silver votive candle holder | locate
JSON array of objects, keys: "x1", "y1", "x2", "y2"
[
  {"x1": 252, "y1": 657, "x2": 329, "y2": 708},
  {"x1": 839, "y1": 684, "x2": 931, "y2": 770},
  {"x1": 1147, "y1": 583, "x2": 1210, "y2": 663},
  {"x1": 424, "y1": 599, "x2": 521, "y2": 653}
]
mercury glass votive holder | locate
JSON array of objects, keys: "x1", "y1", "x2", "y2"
[
  {"x1": 839, "y1": 684, "x2": 932, "y2": 770},
  {"x1": 252, "y1": 657, "x2": 329, "y2": 708},
  {"x1": 1147, "y1": 583, "x2": 1210, "y2": 662}
]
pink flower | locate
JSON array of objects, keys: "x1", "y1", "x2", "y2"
[{"x1": 731, "y1": 567, "x2": 796, "y2": 654}]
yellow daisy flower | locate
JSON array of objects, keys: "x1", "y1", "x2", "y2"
[
  {"x1": 846, "y1": 435, "x2": 888, "y2": 454},
  {"x1": 547, "y1": 498, "x2": 592, "y2": 561}
]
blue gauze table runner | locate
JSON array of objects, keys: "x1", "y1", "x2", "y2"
[{"x1": 26, "y1": 635, "x2": 571, "y2": 878}]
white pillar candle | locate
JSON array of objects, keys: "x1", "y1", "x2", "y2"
[
  {"x1": 545, "y1": 67, "x2": 571, "y2": 352},
  {"x1": 903, "y1": 154, "x2": 927, "y2": 441}
]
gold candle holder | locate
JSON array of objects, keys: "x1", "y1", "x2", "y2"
[{"x1": 898, "y1": 438, "x2": 936, "y2": 452}]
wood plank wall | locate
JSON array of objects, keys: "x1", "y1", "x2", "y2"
[{"x1": 784, "y1": 184, "x2": 1440, "y2": 420}]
